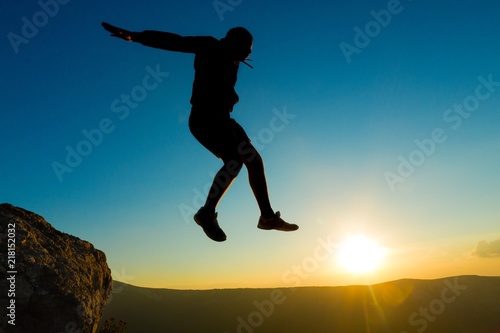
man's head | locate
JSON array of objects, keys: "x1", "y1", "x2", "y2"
[{"x1": 222, "y1": 27, "x2": 253, "y2": 61}]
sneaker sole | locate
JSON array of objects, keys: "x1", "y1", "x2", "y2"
[{"x1": 257, "y1": 224, "x2": 299, "y2": 231}]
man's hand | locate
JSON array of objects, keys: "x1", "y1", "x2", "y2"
[{"x1": 102, "y1": 22, "x2": 133, "y2": 41}]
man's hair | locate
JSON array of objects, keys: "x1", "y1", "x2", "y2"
[{"x1": 225, "y1": 27, "x2": 253, "y2": 43}]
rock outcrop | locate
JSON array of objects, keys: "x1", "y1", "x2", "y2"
[{"x1": 0, "y1": 203, "x2": 112, "y2": 333}]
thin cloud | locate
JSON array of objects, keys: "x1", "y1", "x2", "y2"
[{"x1": 472, "y1": 238, "x2": 500, "y2": 258}]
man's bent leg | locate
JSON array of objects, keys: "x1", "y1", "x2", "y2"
[{"x1": 204, "y1": 157, "x2": 243, "y2": 212}]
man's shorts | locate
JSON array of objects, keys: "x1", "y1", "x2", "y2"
[{"x1": 189, "y1": 115, "x2": 251, "y2": 161}]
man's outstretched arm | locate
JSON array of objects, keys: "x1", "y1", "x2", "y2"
[{"x1": 101, "y1": 22, "x2": 213, "y2": 54}]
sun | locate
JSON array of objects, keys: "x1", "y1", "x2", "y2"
[{"x1": 337, "y1": 235, "x2": 386, "y2": 274}]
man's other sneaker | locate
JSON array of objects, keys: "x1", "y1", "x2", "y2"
[{"x1": 257, "y1": 211, "x2": 299, "y2": 231}]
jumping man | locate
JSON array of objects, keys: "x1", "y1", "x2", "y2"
[{"x1": 102, "y1": 22, "x2": 298, "y2": 242}]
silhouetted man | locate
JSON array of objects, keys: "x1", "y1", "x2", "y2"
[{"x1": 102, "y1": 22, "x2": 298, "y2": 242}]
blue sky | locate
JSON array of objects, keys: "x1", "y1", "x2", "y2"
[{"x1": 2, "y1": 0, "x2": 500, "y2": 289}]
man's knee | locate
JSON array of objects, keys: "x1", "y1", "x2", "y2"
[
  {"x1": 223, "y1": 158, "x2": 243, "y2": 177},
  {"x1": 238, "y1": 141, "x2": 260, "y2": 164}
]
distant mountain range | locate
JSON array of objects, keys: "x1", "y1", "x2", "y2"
[{"x1": 101, "y1": 275, "x2": 500, "y2": 333}]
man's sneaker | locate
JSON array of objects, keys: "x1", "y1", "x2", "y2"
[
  {"x1": 257, "y1": 211, "x2": 299, "y2": 231},
  {"x1": 194, "y1": 207, "x2": 227, "y2": 242}
]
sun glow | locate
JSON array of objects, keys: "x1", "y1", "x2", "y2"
[{"x1": 337, "y1": 236, "x2": 387, "y2": 274}]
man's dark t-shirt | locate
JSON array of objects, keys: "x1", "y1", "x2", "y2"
[{"x1": 133, "y1": 31, "x2": 240, "y2": 119}]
